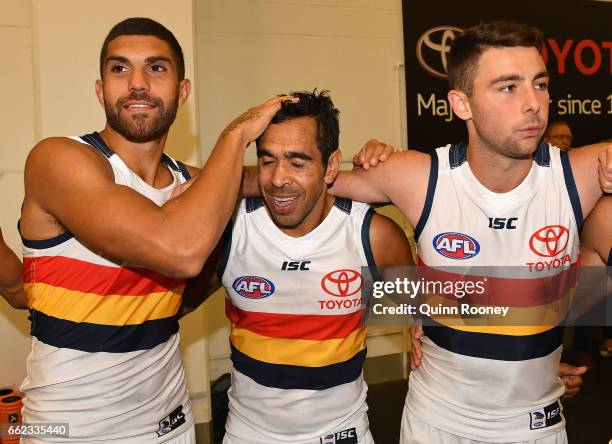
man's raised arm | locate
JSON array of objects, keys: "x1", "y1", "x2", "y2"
[
  {"x1": 23, "y1": 96, "x2": 295, "y2": 278},
  {"x1": 329, "y1": 149, "x2": 431, "y2": 227}
]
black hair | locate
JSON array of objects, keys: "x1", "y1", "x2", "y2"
[
  {"x1": 262, "y1": 89, "x2": 340, "y2": 166},
  {"x1": 448, "y1": 21, "x2": 543, "y2": 95},
  {"x1": 100, "y1": 17, "x2": 185, "y2": 80}
]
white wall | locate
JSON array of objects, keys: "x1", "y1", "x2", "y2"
[
  {"x1": 195, "y1": 0, "x2": 408, "y2": 381},
  {"x1": 0, "y1": 0, "x2": 37, "y2": 389},
  {"x1": 196, "y1": 0, "x2": 406, "y2": 166}
]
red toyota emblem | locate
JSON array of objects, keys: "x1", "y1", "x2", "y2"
[
  {"x1": 529, "y1": 225, "x2": 569, "y2": 257},
  {"x1": 321, "y1": 269, "x2": 362, "y2": 297}
]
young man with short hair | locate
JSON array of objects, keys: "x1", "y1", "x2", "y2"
[
  {"x1": 332, "y1": 21, "x2": 612, "y2": 443},
  {"x1": 19, "y1": 17, "x2": 294, "y2": 443}
]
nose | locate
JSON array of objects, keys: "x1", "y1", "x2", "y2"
[
  {"x1": 271, "y1": 162, "x2": 291, "y2": 188},
  {"x1": 522, "y1": 86, "x2": 541, "y2": 115},
  {"x1": 128, "y1": 67, "x2": 149, "y2": 92}
]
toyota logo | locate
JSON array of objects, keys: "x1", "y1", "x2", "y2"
[
  {"x1": 529, "y1": 225, "x2": 570, "y2": 257},
  {"x1": 416, "y1": 26, "x2": 463, "y2": 79},
  {"x1": 321, "y1": 269, "x2": 362, "y2": 297}
]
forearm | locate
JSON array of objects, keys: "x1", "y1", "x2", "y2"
[
  {"x1": 0, "y1": 244, "x2": 26, "y2": 309},
  {"x1": 158, "y1": 130, "x2": 246, "y2": 275},
  {"x1": 0, "y1": 284, "x2": 27, "y2": 309},
  {"x1": 157, "y1": 95, "x2": 291, "y2": 273},
  {"x1": 329, "y1": 170, "x2": 390, "y2": 204}
]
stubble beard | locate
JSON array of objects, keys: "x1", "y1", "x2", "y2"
[
  {"x1": 473, "y1": 117, "x2": 542, "y2": 161},
  {"x1": 105, "y1": 90, "x2": 179, "y2": 143}
]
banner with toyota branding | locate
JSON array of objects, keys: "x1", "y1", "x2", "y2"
[{"x1": 402, "y1": 0, "x2": 612, "y2": 150}]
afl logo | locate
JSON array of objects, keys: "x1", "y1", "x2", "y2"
[
  {"x1": 416, "y1": 26, "x2": 463, "y2": 79},
  {"x1": 321, "y1": 269, "x2": 362, "y2": 297},
  {"x1": 433, "y1": 232, "x2": 480, "y2": 259},
  {"x1": 232, "y1": 276, "x2": 275, "y2": 299},
  {"x1": 529, "y1": 225, "x2": 569, "y2": 257}
]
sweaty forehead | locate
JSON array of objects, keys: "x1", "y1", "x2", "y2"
[{"x1": 260, "y1": 117, "x2": 319, "y2": 152}]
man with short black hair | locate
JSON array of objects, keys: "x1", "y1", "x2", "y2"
[
  {"x1": 332, "y1": 20, "x2": 612, "y2": 443},
  {"x1": 182, "y1": 90, "x2": 413, "y2": 444},
  {"x1": 19, "y1": 17, "x2": 294, "y2": 443}
]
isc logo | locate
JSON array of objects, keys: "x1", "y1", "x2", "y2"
[
  {"x1": 281, "y1": 260, "x2": 311, "y2": 271},
  {"x1": 547, "y1": 407, "x2": 560, "y2": 420},
  {"x1": 320, "y1": 427, "x2": 357, "y2": 443},
  {"x1": 433, "y1": 232, "x2": 480, "y2": 259},
  {"x1": 336, "y1": 429, "x2": 356, "y2": 439},
  {"x1": 232, "y1": 276, "x2": 275, "y2": 299},
  {"x1": 488, "y1": 217, "x2": 518, "y2": 229}
]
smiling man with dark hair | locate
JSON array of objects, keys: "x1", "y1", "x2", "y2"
[
  {"x1": 181, "y1": 90, "x2": 413, "y2": 444},
  {"x1": 19, "y1": 17, "x2": 294, "y2": 443}
]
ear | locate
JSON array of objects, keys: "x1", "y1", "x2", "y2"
[
  {"x1": 95, "y1": 79, "x2": 105, "y2": 107},
  {"x1": 447, "y1": 89, "x2": 472, "y2": 121},
  {"x1": 178, "y1": 79, "x2": 191, "y2": 107},
  {"x1": 324, "y1": 149, "x2": 341, "y2": 185}
]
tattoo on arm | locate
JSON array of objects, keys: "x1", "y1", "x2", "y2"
[{"x1": 221, "y1": 110, "x2": 262, "y2": 139}]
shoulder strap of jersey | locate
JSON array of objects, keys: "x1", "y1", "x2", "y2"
[
  {"x1": 449, "y1": 142, "x2": 467, "y2": 169},
  {"x1": 333, "y1": 197, "x2": 352, "y2": 214},
  {"x1": 246, "y1": 197, "x2": 265, "y2": 213},
  {"x1": 559, "y1": 149, "x2": 584, "y2": 232},
  {"x1": 161, "y1": 154, "x2": 192, "y2": 182},
  {"x1": 174, "y1": 160, "x2": 191, "y2": 181},
  {"x1": 534, "y1": 140, "x2": 551, "y2": 166},
  {"x1": 80, "y1": 132, "x2": 114, "y2": 158}
]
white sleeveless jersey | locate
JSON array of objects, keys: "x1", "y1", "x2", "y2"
[
  {"x1": 220, "y1": 197, "x2": 375, "y2": 442},
  {"x1": 408, "y1": 142, "x2": 581, "y2": 442},
  {"x1": 20, "y1": 132, "x2": 194, "y2": 442}
]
